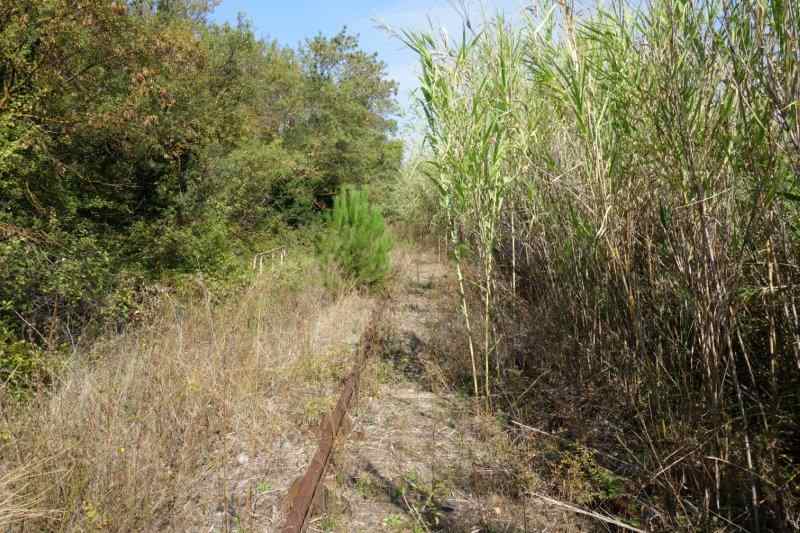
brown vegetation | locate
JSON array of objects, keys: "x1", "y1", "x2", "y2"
[{"x1": 0, "y1": 255, "x2": 373, "y2": 531}]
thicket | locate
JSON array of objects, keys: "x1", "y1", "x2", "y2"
[
  {"x1": 404, "y1": 0, "x2": 800, "y2": 530},
  {"x1": 318, "y1": 186, "x2": 392, "y2": 288},
  {"x1": 0, "y1": 0, "x2": 401, "y2": 379}
]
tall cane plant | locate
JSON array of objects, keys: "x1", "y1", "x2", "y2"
[
  {"x1": 402, "y1": 18, "x2": 525, "y2": 409},
  {"x1": 402, "y1": 0, "x2": 800, "y2": 528}
]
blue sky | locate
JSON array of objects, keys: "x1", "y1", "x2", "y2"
[{"x1": 209, "y1": 1, "x2": 527, "y2": 135}]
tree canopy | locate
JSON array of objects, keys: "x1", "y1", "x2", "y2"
[{"x1": 0, "y1": 0, "x2": 402, "y2": 357}]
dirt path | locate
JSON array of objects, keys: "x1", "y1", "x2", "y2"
[
  {"x1": 193, "y1": 248, "x2": 585, "y2": 532},
  {"x1": 312, "y1": 249, "x2": 583, "y2": 533}
]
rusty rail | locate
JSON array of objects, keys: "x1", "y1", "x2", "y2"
[{"x1": 281, "y1": 306, "x2": 384, "y2": 533}]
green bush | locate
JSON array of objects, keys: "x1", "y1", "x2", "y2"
[
  {"x1": 211, "y1": 139, "x2": 318, "y2": 231},
  {"x1": 318, "y1": 187, "x2": 392, "y2": 287},
  {"x1": 0, "y1": 231, "x2": 118, "y2": 339},
  {"x1": 0, "y1": 326, "x2": 43, "y2": 394}
]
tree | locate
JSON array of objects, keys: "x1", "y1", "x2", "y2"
[
  {"x1": 293, "y1": 28, "x2": 403, "y2": 205},
  {"x1": 0, "y1": 5, "x2": 403, "y2": 378},
  {"x1": 318, "y1": 186, "x2": 393, "y2": 287}
]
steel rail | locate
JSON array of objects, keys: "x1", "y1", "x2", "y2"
[{"x1": 280, "y1": 306, "x2": 384, "y2": 533}]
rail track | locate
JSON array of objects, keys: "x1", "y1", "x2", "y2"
[{"x1": 280, "y1": 305, "x2": 385, "y2": 533}]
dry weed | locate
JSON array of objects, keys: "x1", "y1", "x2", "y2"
[{"x1": 0, "y1": 257, "x2": 374, "y2": 531}]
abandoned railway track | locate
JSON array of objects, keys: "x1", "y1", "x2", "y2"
[{"x1": 280, "y1": 304, "x2": 385, "y2": 532}]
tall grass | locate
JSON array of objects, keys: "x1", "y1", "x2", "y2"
[
  {"x1": 0, "y1": 255, "x2": 374, "y2": 531},
  {"x1": 405, "y1": 0, "x2": 800, "y2": 529}
]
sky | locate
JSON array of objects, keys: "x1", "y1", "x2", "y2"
[{"x1": 209, "y1": 0, "x2": 529, "y2": 137}]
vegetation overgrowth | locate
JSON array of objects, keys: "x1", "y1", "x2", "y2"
[
  {"x1": 0, "y1": 0, "x2": 401, "y2": 383},
  {"x1": 2, "y1": 0, "x2": 800, "y2": 531},
  {"x1": 402, "y1": 0, "x2": 800, "y2": 530},
  {"x1": 0, "y1": 251, "x2": 376, "y2": 531}
]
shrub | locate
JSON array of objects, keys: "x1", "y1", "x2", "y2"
[
  {"x1": 211, "y1": 139, "x2": 318, "y2": 231},
  {"x1": 318, "y1": 187, "x2": 392, "y2": 288},
  {"x1": 0, "y1": 327, "x2": 45, "y2": 396},
  {"x1": 0, "y1": 231, "x2": 119, "y2": 342}
]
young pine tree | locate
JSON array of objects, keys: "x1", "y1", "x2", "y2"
[{"x1": 318, "y1": 187, "x2": 392, "y2": 287}]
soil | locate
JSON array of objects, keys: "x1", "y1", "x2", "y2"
[{"x1": 313, "y1": 250, "x2": 587, "y2": 533}]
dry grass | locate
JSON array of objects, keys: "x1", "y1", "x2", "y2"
[{"x1": 0, "y1": 254, "x2": 374, "y2": 532}]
